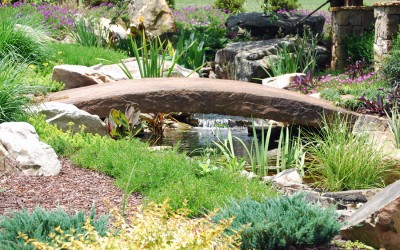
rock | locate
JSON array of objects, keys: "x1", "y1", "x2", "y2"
[
  {"x1": 0, "y1": 122, "x2": 61, "y2": 176},
  {"x1": 262, "y1": 73, "x2": 305, "y2": 89},
  {"x1": 99, "y1": 17, "x2": 128, "y2": 47},
  {"x1": 52, "y1": 65, "x2": 112, "y2": 89},
  {"x1": 148, "y1": 146, "x2": 173, "y2": 151},
  {"x1": 240, "y1": 170, "x2": 257, "y2": 180},
  {"x1": 309, "y1": 92, "x2": 321, "y2": 99},
  {"x1": 323, "y1": 189, "x2": 381, "y2": 203},
  {"x1": 215, "y1": 39, "x2": 329, "y2": 82},
  {"x1": 128, "y1": 0, "x2": 175, "y2": 36},
  {"x1": 46, "y1": 78, "x2": 359, "y2": 127},
  {"x1": 341, "y1": 180, "x2": 400, "y2": 250},
  {"x1": 266, "y1": 168, "x2": 303, "y2": 187},
  {"x1": 30, "y1": 102, "x2": 107, "y2": 136},
  {"x1": 226, "y1": 12, "x2": 325, "y2": 39}
]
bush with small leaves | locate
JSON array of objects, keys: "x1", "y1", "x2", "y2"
[
  {"x1": 213, "y1": 194, "x2": 341, "y2": 250},
  {"x1": 213, "y1": 0, "x2": 244, "y2": 13},
  {"x1": 0, "y1": 206, "x2": 108, "y2": 250}
]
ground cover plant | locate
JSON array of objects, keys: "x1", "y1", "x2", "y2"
[
  {"x1": 22, "y1": 201, "x2": 241, "y2": 249},
  {"x1": 0, "y1": 206, "x2": 108, "y2": 250},
  {"x1": 30, "y1": 116, "x2": 276, "y2": 216},
  {"x1": 213, "y1": 194, "x2": 341, "y2": 250}
]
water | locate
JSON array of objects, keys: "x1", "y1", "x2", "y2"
[{"x1": 162, "y1": 127, "x2": 253, "y2": 157}]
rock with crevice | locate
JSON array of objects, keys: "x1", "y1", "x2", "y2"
[
  {"x1": 127, "y1": 0, "x2": 175, "y2": 36},
  {"x1": 0, "y1": 122, "x2": 61, "y2": 176},
  {"x1": 341, "y1": 180, "x2": 400, "y2": 250},
  {"x1": 262, "y1": 73, "x2": 305, "y2": 89}
]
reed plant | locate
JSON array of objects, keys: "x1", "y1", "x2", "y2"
[
  {"x1": 70, "y1": 18, "x2": 106, "y2": 47},
  {"x1": 0, "y1": 54, "x2": 31, "y2": 122},
  {"x1": 386, "y1": 104, "x2": 400, "y2": 148},
  {"x1": 305, "y1": 115, "x2": 396, "y2": 191}
]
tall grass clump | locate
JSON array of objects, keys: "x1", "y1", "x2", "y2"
[
  {"x1": 69, "y1": 18, "x2": 106, "y2": 47},
  {"x1": 305, "y1": 115, "x2": 396, "y2": 191},
  {"x1": 0, "y1": 7, "x2": 50, "y2": 64},
  {"x1": 213, "y1": 194, "x2": 341, "y2": 250},
  {"x1": 387, "y1": 104, "x2": 400, "y2": 149},
  {"x1": 0, "y1": 55, "x2": 31, "y2": 122},
  {"x1": 0, "y1": 206, "x2": 108, "y2": 250},
  {"x1": 266, "y1": 30, "x2": 319, "y2": 77}
]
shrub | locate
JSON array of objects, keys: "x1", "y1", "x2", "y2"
[
  {"x1": 23, "y1": 201, "x2": 241, "y2": 249},
  {"x1": 213, "y1": 0, "x2": 245, "y2": 14},
  {"x1": 386, "y1": 104, "x2": 400, "y2": 149},
  {"x1": 70, "y1": 17, "x2": 106, "y2": 47},
  {"x1": 0, "y1": 206, "x2": 108, "y2": 250},
  {"x1": 263, "y1": 0, "x2": 300, "y2": 13},
  {"x1": 305, "y1": 115, "x2": 397, "y2": 191},
  {"x1": 344, "y1": 30, "x2": 374, "y2": 64},
  {"x1": 213, "y1": 194, "x2": 341, "y2": 250},
  {"x1": 0, "y1": 55, "x2": 30, "y2": 123}
]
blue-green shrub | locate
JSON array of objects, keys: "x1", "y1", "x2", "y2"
[{"x1": 213, "y1": 194, "x2": 341, "y2": 250}]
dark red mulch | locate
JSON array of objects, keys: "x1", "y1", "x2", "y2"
[{"x1": 0, "y1": 158, "x2": 142, "y2": 216}]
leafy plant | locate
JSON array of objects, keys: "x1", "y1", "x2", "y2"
[
  {"x1": 141, "y1": 112, "x2": 170, "y2": 145},
  {"x1": 104, "y1": 105, "x2": 143, "y2": 140},
  {"x1": 195, "y1": 158, "x2": 219, "y2": 177},
  {"x1": 213, "y1": 0, "x2": 245, "y2": 13},
  {"x1": 289, "y1": 70, "x2": 317, "y2": 94},
  {"x1": 344, "y1": 30, "x2": 374, "y2": 65},
  {"x1": 0, "y1": 206, "x2": 108, "y2": 250},
  {"x1": 23, "y1": 201, "x2": 241, "y2": 249},
  {"x1": 305, "y1": 115, "x2": 397, "y2": 191},
  {"x1": 263, "y1": 0, "x2": 300, "y2": 12},
  {"x1": 213, "y1": 129, "x2": 247, "y2": 172},
  {"x1": 213, "y1": 194, "x2": 341, "y2": 250},
  {"x1": 346, "y1": 59, "x2": 369, "y2": 80},
  {"x1": 175, "y1": 31, "x2": 206, "y2": 71}
]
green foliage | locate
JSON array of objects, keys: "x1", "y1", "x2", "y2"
[
  {"x1": 22, "y1": 67, "x2": 64, "y2": 93},
  {"x1": 213, "y1": 129, "x2": 247, "y2": 172},
  {"x1": 176, "y1": 31, "x2": 206, "y2": 71},
  {"x1": 0, "y1": 55, "x2": 30, "y2": 123},
  {"x1": 166, "y1": 0, "x2": 175, "y2": 9},
  {"x1": 266, "y1": 30, "x2": 319, "y2": 77},
  {"x1": 305, "y1": 115, "x2": 397, "y2": 191},
  {"x1": 104, "y1": 106, "x2": 143, "y2": 140},
  {"x1": 0, "y1": 206, "x2": 108, "y2": 250},
  {"x1": 48, "y1": 42, "x2": 127, "y2": 68},
  {"x1": 263, "y1": 0, "x2": 300, "y2": 12},
  {"x1": 30, "y1": 116, "x2": 275, "y2": 216},
  {"x1": 213, "y1": 0, "x2": 245, "y2": 13},
  {"x1": 344, "y1": 30, "x2": 374, "y2": 64},
  {"x1": 386, "y1": 104, "x2": 400, "y2": 149},
  {"x1": 381, "y1": 27, "x2": 400, "y2": 83},
  {"x1": 0, "y1": 7, "x2": 50, "y2": 64},
  {"x1": 70, "y1": 18, "x2": 106, "y2": 47},
  {"x1": 213, "y1": 194, "x2": 341, "y2": 250}
]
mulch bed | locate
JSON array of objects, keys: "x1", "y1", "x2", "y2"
[{"x1": 0, "y1": 158, "x2": 142, "y2": 216}]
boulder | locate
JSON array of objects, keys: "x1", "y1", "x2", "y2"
[
  {"x1": 226, "y1": 12, "x2": 325, "y2": 39},
  {"x1": 99, "y1": 17, "x2": 128, "y2": 47},
  {"x1": 341, "y1": 180, "x2": 400, "y2": 250},
  {"x1": 128, "y1": 0, "x2": 175, "y2": 36},
  {"x1": 52, "y1": 65, "x2": 112, "y2": 89},
  {"x1": 215, "y1": 39, "x2": 329, "y2": 82},
  {"x1": 323, "y1": 189, "x2": 381, "y2": 203},
  {"x1": 30, "y1": 102, "x2": 107, "y2": 136},
  {"x1": 267, "y1": 168, "x2": 303, "y2": 187},
  {"x1": 262, "y1": 73, "x2": 305, "y2": 89},
  {"x1": 0, "y1": 122, "x2": 61, "y2": 176}
]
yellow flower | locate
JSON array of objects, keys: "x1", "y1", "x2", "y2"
[{"x1": 138, "y1": 15, "x2": 145, "y2": 24}]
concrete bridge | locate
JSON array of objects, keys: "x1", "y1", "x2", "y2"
[{"x1": 47, "y1": 78, "x2": 359, "y2": 127}]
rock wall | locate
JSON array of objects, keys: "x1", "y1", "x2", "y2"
[
  {"x1": 330, "y1": 6, "x2": 374, "y2": 70},
  {"x1": 373, "y1": 2, "x2": 400, "y2": 70}
]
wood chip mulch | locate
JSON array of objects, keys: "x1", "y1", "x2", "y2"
[{"x1": 0, "y1": 158, "x2": 142, "y2": 216}]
